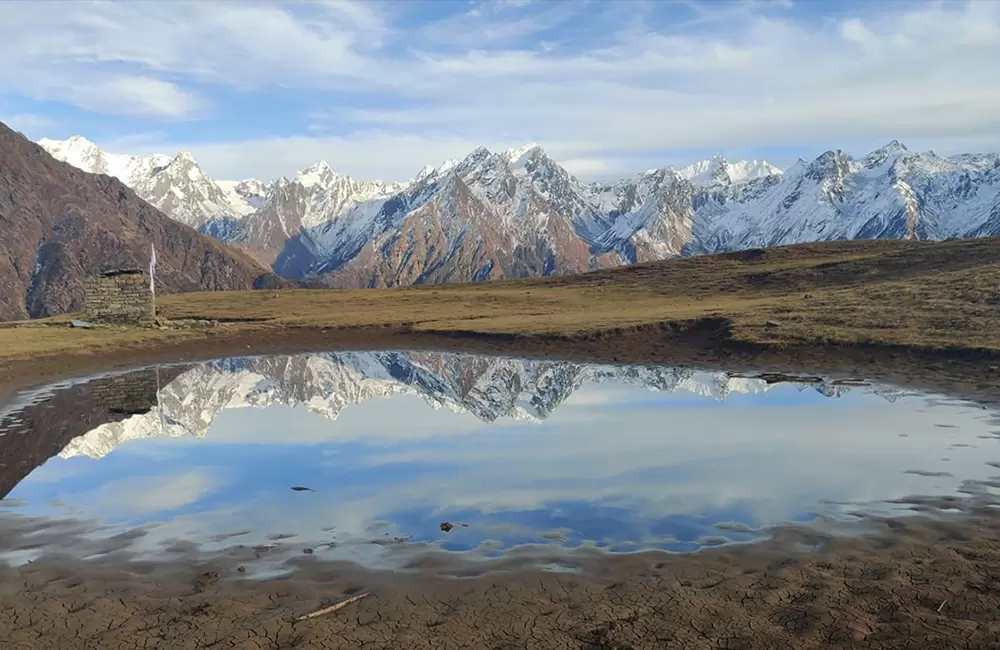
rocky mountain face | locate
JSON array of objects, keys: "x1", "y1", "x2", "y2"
[
  {"x1": 52, "y1": 351, "x2": 905, "y2": 461},
  {"x1": 39, "y1": 136, "x2": 1000, "y2": 289},
  {"x1": 0, "y1": 123, "x2": 273, "y2": 321}
]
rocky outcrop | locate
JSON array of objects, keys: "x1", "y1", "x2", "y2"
[{"x1": 0, "y1": 122, "x2": 272, "y2": 321}]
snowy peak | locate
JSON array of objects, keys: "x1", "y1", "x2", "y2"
[
  {"x1": 37, "y1": 135, "x2": 102, "y2": 169},
  {"x1": 461, "y1": 146, "x2": 493, "y2": 168},
  {"x1": 502, "y1": 142, "x2": 543, "y2": 163},
  {"x1": 39, "y1": 135, "x2": 246, "y2": 228},
  {"x1": 862, "y1": 140, "x2": 910, "y2": 169},
  {"x1": 805, "y1": 149, "x2": 851, "y2": 182},
  {"x1": 674, "y1": 155, "x2": 782, "y2": 187},
  {"x1": 217, "y1": 179, "x2": 267, "y2": 214},
  {"x1": 881, "y1": 139, "x2": 907, "y2": 154},
  {"x1": 162, "y1": 151, "x2": 212, "y2": 183},
  {"x1": 412, "y1": 164, "x2": 437, "y2": 184},
  {"x1": 232, "y1": 179, "x2": 267, "y2": 198},
  {"x1": 295, "y1": 160, "x2": 337, "y2": 188},
  {"x1": 38, "y1": 135, "x2": 172, "y2": 187}
]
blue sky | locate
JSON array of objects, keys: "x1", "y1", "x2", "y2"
[{"x1": 1, "y1": 0, "x2": 999, "y2": 182}]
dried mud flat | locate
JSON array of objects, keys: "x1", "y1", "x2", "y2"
[{"x1": 4, "y1": 502, "x2": 1000, "y2": 650}]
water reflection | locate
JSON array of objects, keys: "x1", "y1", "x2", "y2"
[{"x1": 1, "y1": 352, "x2": 998, "y2": 571}]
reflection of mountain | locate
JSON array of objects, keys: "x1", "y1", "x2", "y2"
[
  {"x1": 55, "y1": 352, "x2": 907, "y2": 461},
  {"x1": 0, "y1": 367, "x2": 190, "y2": 498}
]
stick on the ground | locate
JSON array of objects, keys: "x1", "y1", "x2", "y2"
[
  {"x1": 937, "y1": 599, "x2": 948, "y2": 613},
  {"x1": 296, "y1": 591, "x2": 371, "y2": 621}
]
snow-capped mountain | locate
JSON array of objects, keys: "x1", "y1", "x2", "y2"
[
  {"x1": 37, "y1": 136, "x2": 1000, "y2": 288},
  {"x1": 56, "y1": 351, "x2": 895, "y2": 461},
  {"x1": 686, "y1": 141, "x2": 1000, "y2": 253},
  {"x1": 206, "y1": 161, "x2": 407, "y2": 271},
  {"x1": 38, "y1": 136, "x2": 259, "y2": 229},
  {"x1": 37, "y1": 135, "x2": 172, "y2": 188},
  {"x1": 674, "y1": 154, "x2": 782, "y2": 187}
]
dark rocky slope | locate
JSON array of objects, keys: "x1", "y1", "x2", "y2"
[{"x1": 0, "y1": 122, "x2": 273, "y2": 321}]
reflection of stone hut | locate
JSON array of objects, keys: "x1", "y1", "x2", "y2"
[
  {"x1": 91, "y1": 369, "x2": 161, "y2": 416},
  {"x1": 83, "y1": 269, "x2": 154, "y2": 323}
]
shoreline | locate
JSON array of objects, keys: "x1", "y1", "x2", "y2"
[{"x1": 2, "y1": 320, "x2": 999, "y2": 407}]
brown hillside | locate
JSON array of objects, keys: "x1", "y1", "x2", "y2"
[{"x1": 0, "y1": 122, "x2": 272, "y2": 321}]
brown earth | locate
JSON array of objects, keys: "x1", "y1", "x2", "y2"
[
  {"x1": 3, "y1": 501, "x2": 1000, "y2": 650},
  {"x1": 0, "y1": 121, "x2": 275, "y2": 321}
]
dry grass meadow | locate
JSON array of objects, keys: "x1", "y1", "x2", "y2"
[{"x1": 1, "y1": 237, "x2": 998, "y2": 388}]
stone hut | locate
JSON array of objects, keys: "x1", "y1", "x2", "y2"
[{"x1": 83, "y1": 269, "x2": 155, "y2": 323}]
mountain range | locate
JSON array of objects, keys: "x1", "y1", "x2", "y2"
[
  {"x1": 39, "y1": 136, "x2": 1000, "y2": 288},
  {"x1": 0, "y1": 123, "x2": 275, "y2": 321},
  {"x1": 55, "y1": 351, "x2": 907, "y2": 461}
]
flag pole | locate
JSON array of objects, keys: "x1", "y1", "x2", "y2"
[{"x1": 149, "y1": 243, "x2": 157, "y2": 319}]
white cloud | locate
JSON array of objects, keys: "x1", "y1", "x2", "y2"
[
  {"x1": 840, "y1": 18, "x2": 875, "y2": 45},
  {"x1": 89, "y1": 470, "x2": 220, "y2": 515},
  {"x1": 75, "y1": 76, "x2": 207, "y2": 119},
  {"x1": 3, "y1": 0, "x2": 1000, "y2": 179},
  {"x1": 0, "y1": 112, "x2": 57, "y2": 137}
]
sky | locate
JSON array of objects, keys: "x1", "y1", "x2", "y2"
[{"x1": 1, "y1": 0, "x2": 999, "y2": 183}]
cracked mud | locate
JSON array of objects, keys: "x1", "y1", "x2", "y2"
[{"x1": 4, "y1": 508, "x2": 1000, "y2": 649}]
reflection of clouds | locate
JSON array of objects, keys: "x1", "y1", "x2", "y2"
[
  {"x1": 289, "y1": 397, "x2": 1000, "y2": 535},
  {"x1": 562, "y1": 384, "x2": 650, "y2": 406},
  {"x1": 204, "y1": 394, "x2": 503, "y2": 446},
  {"x1": 176, "y1": 395, "x2": 1000, "y2": 548},
  {"x1": 85, "y1": 471, "x2": 220, "y2": 517},
  {"x1": 18, "y1": 457, "x2": 86, "y2": 483},
  {"x1": 7, "y1": 374, "x2": 1000, "y2": 567}
]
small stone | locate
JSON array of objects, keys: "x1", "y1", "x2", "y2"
[
  {"x1": 192, "y1": 571, "x2": 219, "y2": 592},
  {"x1": 765, "y1": 320, "x2": 782, "y2": 328},
  {"x1": 440, "y1": 522, "x2": 454, "y2": 533}
]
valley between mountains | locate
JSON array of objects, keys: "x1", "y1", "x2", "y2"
[{"x1": 39, "y1": 135, "x2": 1000, "y2": 289}]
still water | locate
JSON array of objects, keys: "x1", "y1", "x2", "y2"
[{"x1": 1, "y1": 352, "x2": 998, "y2": 572}]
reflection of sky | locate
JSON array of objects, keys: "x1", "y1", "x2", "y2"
[{"x1": 7, "y1": 376, "x2": 1000, "y2": 569}]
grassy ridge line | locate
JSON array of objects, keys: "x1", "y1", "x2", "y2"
[{"x1": 0, "y1": 238, "x2": 998, "y2": 368}]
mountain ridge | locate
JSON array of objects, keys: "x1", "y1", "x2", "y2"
[
  {"x1": 54, "y1": 351, "x2": 907, "y2": 461},
  {"x1": 38, "y1": 135, "x2": 1000, "y2": 290}
]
